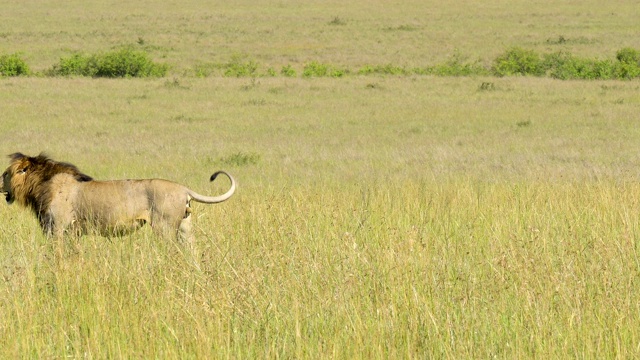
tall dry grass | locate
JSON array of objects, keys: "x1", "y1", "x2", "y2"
[
  {"x1": 1, "y1": 76, "x2": 640, "y2": 357},
  {"x1": 3, "y1": 179, "x2": 640, "y2": 357},
  {"x1": 1, "y1": 0, "x2": 640, "y2": 357}
]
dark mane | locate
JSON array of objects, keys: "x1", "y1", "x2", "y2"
[
  {"x1": 11, "y1": 152, "x2": 93, "y2": 183},
  {"x1": 6, "y1": 153, "x2": 93, "y2": 229}
]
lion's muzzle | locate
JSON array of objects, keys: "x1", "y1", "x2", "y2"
[{"x1": 2, "y1": 191, "x2": 13, "y2": 204}]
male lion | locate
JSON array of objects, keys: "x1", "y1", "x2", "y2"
[{"x1": 1, "y1": 153, "x2": 235, "y2": 240}]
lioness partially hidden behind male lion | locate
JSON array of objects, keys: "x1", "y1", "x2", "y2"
[{"x1": 1, "y1": 153, "x2": 235, "y2": 240}]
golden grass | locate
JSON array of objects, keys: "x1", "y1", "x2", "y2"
[
  {"x1": 1, "y1": 75, "x2": 640, "y2": 357},
  {"x1": 3, "y1": 179, "x2": 640, "y2": 357},
  {"x1": 2, "y1": 0, "x2": 640, "y2": 357}
]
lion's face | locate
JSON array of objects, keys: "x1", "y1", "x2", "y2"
[
  {"x1": 1, "y1": 170, "x2": 10, "y2": 203},
  {"x1": 2, "y1": 157, "x2": 30, "y2": 205}
]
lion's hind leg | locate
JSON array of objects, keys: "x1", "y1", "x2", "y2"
[
  {"x1": 149, "y1": 207, "x2": 192, "y2": 242},
  {"x1": 178, "y1": 212, "x2": 201, "y2": 268},
  {"x1": 149, "y1": 206, "x2": 198, "y2": 263},
  {"x1": 178, "y1": 213, "x2": 194, "y2": 244}
]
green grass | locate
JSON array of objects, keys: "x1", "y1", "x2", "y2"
[
  {"x1": 1, "y1": 0, "x2": 640, "y2": 358},
  {"x1": 1, "y1": 0, "x2": 639, "y2": 74}
]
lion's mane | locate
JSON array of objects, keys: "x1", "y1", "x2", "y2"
[{"x1": 5, "y1": 152, "x2": 92, "y2": 227}]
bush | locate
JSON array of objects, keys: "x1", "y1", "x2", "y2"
[
  {"x1": 614, "y1": 62, "x2": 640, "y2": 80},
  {"x1": 51, "y1": 53, "x2": 96, "y2": 76},
  {"x1": 94, "y1": 48, "x2": 167, "y2": 77},
  {"x1": 541, "y1": 49, "x2": 640, "y2": 80},
  {"x1": 429, "y1": 53, "x2": 489, "y2": 76},
  {"x1": 224, "y1": 55, "x2": 258, "y2": 77},
  {"x1": 613, "y1": 48, "x2": 640, "y2": 79},
  {"x1": 302, "y1": 61, "x2": 346, "y2": 77},
  {"x1": 302, "y1": 61, "x2": 330, "y2": 77},
  {"x1": 616, "y1": 48, "x2": 640, "y2": 65},
  {"x1": 548, "y1": 53, "x2": 611, "y2": 80},
  {"x1": 0, "y1": 53, "x2": 30, "y2": 76},
  {"x1": 50, "y1": 48, "x2": 167, "y2": 77},
  {"x1": 281, "y1": 65, "x2": 297, "y2": 77},
  {"x1": 493, "y1": 47, "x2": 544, "y2": 77}
]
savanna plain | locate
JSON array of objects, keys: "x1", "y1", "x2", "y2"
[{"x1": 2, "y1": 0, "x2": 640, "y2": 358}]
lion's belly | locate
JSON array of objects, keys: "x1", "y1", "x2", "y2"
[{"x1": 75, "y1": 180, "x2": 153, "y2": 235}]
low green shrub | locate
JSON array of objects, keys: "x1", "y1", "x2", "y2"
[
  {"x1": 51, "y1": 53, "x2": 96, "y2": 76},
  {"x1": 493, "y1": 47, "x2": 544, "y2": 77},
  {"x1": 95, "y1": 48, "x2": 168, "y2": 77},
  {"x1": 49, "y1": 48, "x2": 167, "y2": 77},
  {"x1": 613, "y1": 48, "x2": 640, "y2": 79},
  {"x1": 303, "y1": 61, "x2": 347, "y2": 77},
  {"x1": 281, "y1": 65, "x2": 297, "y2": 77},
  {"x1": 542, "y1": 50, "x2": 640, "y2": 80},
  {"x1": 223, "y1": 55, "x2": 258, "y2": 77},
  {"x1": 616, "y1": 47, "x2": 640, "y2": 65},
  {"x1": 491, "y1": 47, "x2": 640, "y2": 80},
  {"x1": 547, "y1": 54, "x2": 616, "y2": 80},
  {"x1": 303, "y1": 61, "x2": 330, "y2": 77},
  {"x1": 614, "y1": 62, "x2": 640, "y2": 80},
  {"x1": 0, "y1": 53, "x2": 30, "y2": 76},
  {"x1": 428, "y1": 53, "x2": 489, "y2": 76}
]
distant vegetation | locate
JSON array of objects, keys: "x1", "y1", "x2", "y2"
[
  {"x1": 0, "y1": 53, "x2": 30, "y2": 76},
  {"x1": 2, "y1": 47, "x2": 640, "y2": 80},
  {"x1": 493, "y1": 47, "x2": 640, "y2": 80},
  {"x1": 45, "y1": 47, "x2": 168, "y2": 78}
]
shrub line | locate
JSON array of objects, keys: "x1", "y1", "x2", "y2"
[{"x1": 1, "y1": 47, "x2": 639, "y2": 80}]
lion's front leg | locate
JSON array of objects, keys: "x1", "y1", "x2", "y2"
[
  {"x1": 38, "y1": 212, "x2": 55, "y2": 238},
  {"x1": 38, "y1": 211, "x2": 66, "y2": 261},
  {"x1": 40, "y1": 208, "x2": 75, "y2": 239}
]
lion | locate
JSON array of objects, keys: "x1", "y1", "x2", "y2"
[{"x1": 1, "y1": 153, "x2": 235, "y2": 240}]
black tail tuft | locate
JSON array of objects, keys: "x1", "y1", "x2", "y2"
[{"x1": 210, "y1": 171, "x2": 224, "y2": 182}]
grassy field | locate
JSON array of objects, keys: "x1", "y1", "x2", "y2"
[
  {"x1": 2, "y1": 0, "x2": 640, "y2": 73},
  {"x1": 2, "y1": 1, "x2": 640, "y2": 358}
]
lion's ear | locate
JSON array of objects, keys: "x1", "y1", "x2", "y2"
[
  {"x1": 8, "y1": 152, "x2": 27, "y2": 162},
  {"x1": 8, "y1": 153, "x2": 29, "y2": 173}
]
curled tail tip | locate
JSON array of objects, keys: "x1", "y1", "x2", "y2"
[{"x1": 210, "y1": 170, "x2": 227, "y2": 182}]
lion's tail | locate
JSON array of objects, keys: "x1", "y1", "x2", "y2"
[{"x1": 187, "y1": 171, "x2": 236, "y2": 204}]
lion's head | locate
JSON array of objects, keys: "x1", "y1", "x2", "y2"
[{"x1": 2, "y1": 153, "x2": 93, "y2": 209}]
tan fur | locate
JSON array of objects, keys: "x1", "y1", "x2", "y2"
[{"x1": 1, "y1": 153, "x2": 235, "y2": 240}]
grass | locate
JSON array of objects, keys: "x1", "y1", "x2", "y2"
[
  {"x1": 1, "y1": 0, "x2": 639, "y2": 73},
  {"x1": 2, "y1": 76, "x2": 640, "y2": 358},
  {"x1": 1, "y1": 0, "x2": 640, "y2": 358}
]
